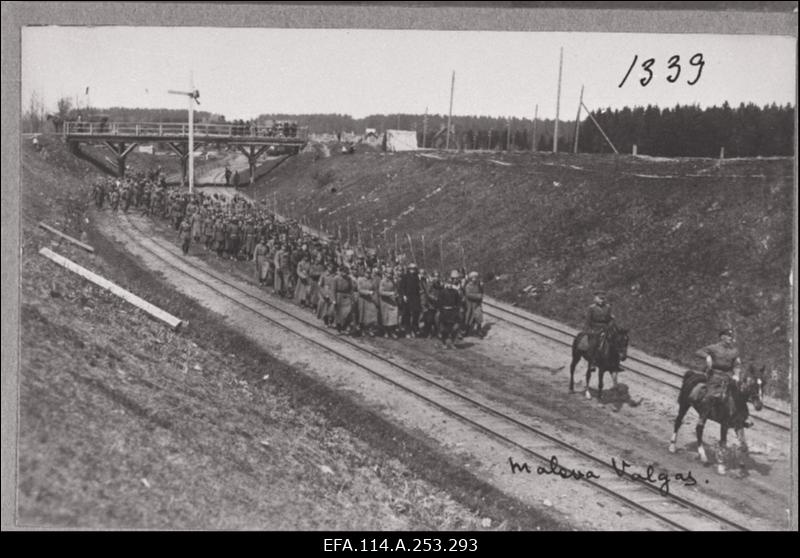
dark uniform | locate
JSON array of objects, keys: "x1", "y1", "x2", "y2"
[
  {"x1": 399, "y1": 267, "x2": 422, "y2": 336},
  {"x1": 582, "y1": 297, "x2": 615, "y2": 367},
  {"x1": 696, "y1": 332, "x2": 741, "y2": 403},
  {"x1": 179, "y1": 220, "x2": 192, "y2": 255},
  {"x1": 438, "y1": 278, "x2": 462, "y2": 348}
]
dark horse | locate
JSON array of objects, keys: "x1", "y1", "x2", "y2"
[
  {"x1": 669, "y1": 365, "x2": 764, "y2": 475},
  {"x1": 569, "y1": 323, "x2": 629, "y2": 400}
]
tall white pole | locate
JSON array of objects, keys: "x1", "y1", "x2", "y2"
[
  {"x1": 446, "y1": 71, "x2": 455, "y2": 150},
  {"x1": 573, "y1": 84, "x2": 584, "y2": 154},
  {"x1": 554, "y1": 47, "x2": 563, "y2": 153},
  {"x1": 188, "y1": 72, "x2": 194, "y2": 194}
]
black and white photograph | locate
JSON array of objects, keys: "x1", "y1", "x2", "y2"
[{"x1": 2, "y1": 2, "x2": 797, "y2": 536}]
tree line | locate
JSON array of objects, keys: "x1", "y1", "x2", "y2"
[{"x1": 24, "y1": 96, "x2": 794, "y2": 157}]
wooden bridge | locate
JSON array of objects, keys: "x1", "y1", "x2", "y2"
[{"x1": 64, "y1": 121, "x2": 309, "y2": 183}]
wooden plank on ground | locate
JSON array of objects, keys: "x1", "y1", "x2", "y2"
[
  {"x1": 39, "y1": 222, "x2": 95, "y2": 252},
  {"x1": 39, "y1": 247, "x2": 182, "y2": 330},
  {"x1": 489, "y1": 159, "x2": 512, "y2": 167}
]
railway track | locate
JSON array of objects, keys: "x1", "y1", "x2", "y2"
[
  {"x1": 481, "y1": 300, "x2": 791, "y2": 433},
  {"x1": 114, "y1": 214, "x2": 759, "y2": 531}
]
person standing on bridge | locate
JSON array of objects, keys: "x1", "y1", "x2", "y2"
[{"x1": 224, "y1": 166, "x2": 232, "y2": 186}]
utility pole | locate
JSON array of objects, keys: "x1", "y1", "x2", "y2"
[
  {"x1": 573, "y1": 85, "x2": 584, "y2": 154},
  {"x1": 446, "y1": 71, "x2": 455, "y2": 150},
  {"x1": 168, "y1": 73, "x2": 200, "y2": 193},
  {"x1": 506, "y1": 118, "x2": 512, "y2": 151},
  {"x1": 554, "y1": 47, "x2": 563, "y2": 153},
  {"x1": 422, "y1": 107, "x2": 428, "y2": 148},
  {"x1": 531, "y1": 104, "x2": 538, "y2": 152}
]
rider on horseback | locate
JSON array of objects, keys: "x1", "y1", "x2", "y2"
[
  {"x1": 696, "y1": 328, "x2": 742, "y2": 408},
  {"x1": 583, "y1": 291, "x2": 616, "y2": 372}
]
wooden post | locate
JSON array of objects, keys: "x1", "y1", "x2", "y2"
[
  {"x1": 39, "y1": 247, "x2": 182, "y2": 330},
  {"x1": 719, "y1": 146, "x2": 725, "y2": 159},
  {"x1": 573, "y1": 85, "x2": 584, "y2": 154},
  {"x1": 582, "y1": 102, "x2": 619, "y2": 154},
  {"x1": 439, "y1": 237, "x2": 444, "y2": 272},
  {"x1": 506, "y1": 119, "x2": 512, "y2": 151},
  {"x1": 39, "y1": 222, "x2": 95, "y2": 253},
  {"x1": 421, "y1": 234, "x2": 426, "y2": 268},
  {"x1": 446, "y1": 71, "x2": 455, "y2": 150},
  {"x1": 632, "y1": 144, "x2": 638, "y2": 155},
  {"x1": 531, "y1": 104, "x2": 538, "y2": 152},
  {"x1": 554, "y1": 47, "x2": 563, "y2": 153}
]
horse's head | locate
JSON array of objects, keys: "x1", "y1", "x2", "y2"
[
  {"x1": 739, "y1": 365, "x2": 766, "y2": 411},
  {"x1": 608, "y1": 324, "x2": 629, "y2": 361}
]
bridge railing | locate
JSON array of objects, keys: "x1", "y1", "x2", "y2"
[{"x1": 63, "y1": 121, "x2": 309, "y2": 140}]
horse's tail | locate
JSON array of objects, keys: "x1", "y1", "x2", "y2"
[{"x1": 680, "y1": 370, "x2": 704, "y2": 404}]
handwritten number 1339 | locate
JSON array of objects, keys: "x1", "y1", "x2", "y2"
[{"x1": 619, "y1": 53, "x2": 705, "y2": 87}]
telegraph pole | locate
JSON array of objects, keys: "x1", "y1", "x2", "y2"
[
  {"x1": 531, "y1": 104, "x2": 538, "y2": 152},
  {"x1": 446, "y1": 71, "x2": 455, "y2": 150},
  {"x1": 553, "y1": 47, "x2": 563, "y2": 153},
  {"x1": 168, "y1": 73, "x2": 200, "y2": 193},
  {"x1": 573, "y1": 85, "x2": 584, "y2": 153},
  {"x1": 422, "y1": 106, "x2": 428, "y2": 148}
]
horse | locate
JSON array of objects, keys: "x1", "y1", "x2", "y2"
[
  {"x1": 569, "y1": 323, "x2": 629, "y2": 401},
  {"x1": 669, "y1": 365, "x2": 765, "y2": 475}
]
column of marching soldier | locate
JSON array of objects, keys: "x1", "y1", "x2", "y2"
[{"x1": 91, "y1": 174, "x2": 486, "y2": 349}]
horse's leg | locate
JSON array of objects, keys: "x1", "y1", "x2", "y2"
[
  {"x1": 611, "y1": 370, "x2": 619, "y2": 390},
  {"x1": 717, "y1": 423, "x2": 728, "y2": 475},
  {"x1": 669, "y1": 403, "x2": 690, "y2": 453},
  {"x1": 597, "y1": 369, "x2": 605, "y2": 401},
  {"x1": 734, "y1": 427, "x2": 748, "y2": 474},
  {"x1": 696, "y1": 415, "x2": 709, "y2": 464},
  {"x1": 569, "y1": 351, "x2": 580, "y2": 393},
  {"x1": 584, "y1": 363, "x2": 593, "y2": 400}
]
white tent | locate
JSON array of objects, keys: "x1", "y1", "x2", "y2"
[{"x1": 385, "y1": 129, "x2": 418, "y2": 152}]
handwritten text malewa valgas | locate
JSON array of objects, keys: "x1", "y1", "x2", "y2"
[{"x1": 508, "y1": 455, "x2": 699, "y2": 496}]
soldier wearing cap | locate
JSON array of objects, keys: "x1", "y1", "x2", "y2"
[
  {"x1": 581, "y1": 291, "x2": 616, "y2": 371},
  {"x1": 438, "y1": 270, "x2": 463, "y2": 349},
  {"x1": 179, "y1": 217, "x2": 192, "y2": 255},
  {"x1": 294, "y1": 254, "x2": 312, "y2": 307},
  {"x1": 399, "y1": 263, "x2": 423, "y2": 337},
  {"x1": 463, "y1": 271, "x2": 485, "y2": 338},
  {"x1": 379, "y1": 268, "x2": 400, "y2": 339},
  {"x1": 317, "y1": 263, "x2": 337, "y2": 326},
  {"x1": 333, "y1": 265, "x2": 355, "y2": 332},
  {"x1": 421, "y1": 271, "x2": 443, "y2": 339},
  {"x1": 696, "y1": 328, "x2": 742, "y2": 406},
  {"x1": 254, "y1": 236, "x2": 270, "y2": 286}
]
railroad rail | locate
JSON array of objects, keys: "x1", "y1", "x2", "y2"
[
  {"x1": 480, "y1": 300, "x2": 791, "y2": 433},
  {"x1": 114, "y1": 213, "x2": 759, "y2": 531}
]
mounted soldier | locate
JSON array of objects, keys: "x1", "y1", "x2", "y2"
[
  {"x1": 696, "y1": 328, "x2": 742, "y2": 408},
  {"x1": 581, "y1": 291, "x2": 616, "y2": 372}
]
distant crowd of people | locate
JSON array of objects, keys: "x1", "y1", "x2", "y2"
[
  {"x1": 92, "y1": 175, "x2": 485, "y2": 347},
  {"x1": 228, "y1": 119, "x2": 299, "y2": 138}
]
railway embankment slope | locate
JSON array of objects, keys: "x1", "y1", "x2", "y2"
[
  {"x1": 17, "y1": 135, "x2": 556, "y2": 529},
  {"x1": 255, "y1": 147, "x2": 794, "y2": 399}
]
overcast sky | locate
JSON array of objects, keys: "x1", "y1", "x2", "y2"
[{"x1": 22, "y1": 26, "x2": 796, "y2": 121}]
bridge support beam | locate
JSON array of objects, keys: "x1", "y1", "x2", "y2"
[
  {"x1": 167, "y1": 142, "x2": 205, "y2": 187},
  {"x1": 102, "y1": 141, "x2": 138, "y2": 177},
  {"x1": 237, "y1": 144, "x2": 271, "y2": 187}
]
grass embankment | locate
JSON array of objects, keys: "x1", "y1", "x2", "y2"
[
  {"x1": 254, "y1": 147, "x2": 794, "y2": 400},
  {"x1": 18, "y1": 135, "x2": 565, "y2": 530}
]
